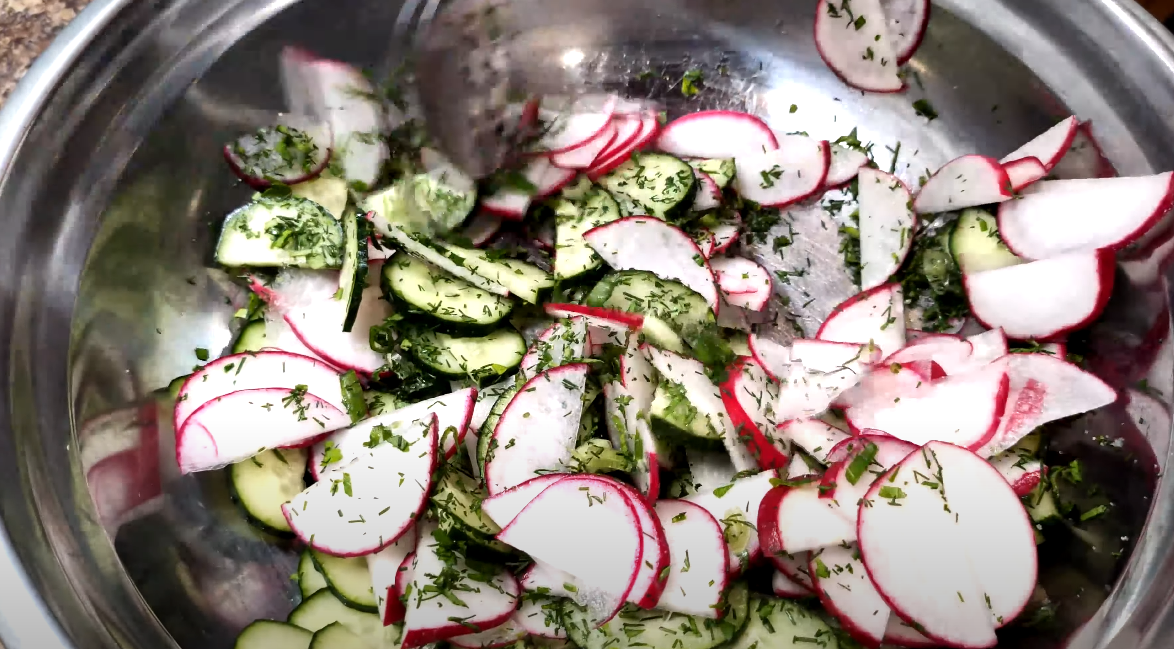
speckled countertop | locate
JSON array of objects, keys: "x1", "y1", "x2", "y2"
[{"x1": 0, "y1": 0, "x2": 89, "y2": 104}]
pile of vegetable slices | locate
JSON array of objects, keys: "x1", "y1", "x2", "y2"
[{"x1": 183, "y1": 7, "x2": 1174, "y2": 649}]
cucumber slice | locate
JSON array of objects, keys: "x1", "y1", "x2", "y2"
[
  {"x1": 310, "y1": 550, "x2": 378, "y2": 613},
  {"x1": 553, "y1": 190, "x2": 622, "y2": 281},
  {"x1": 949, "y1": 208, "x2": 1023, "y2": 275},
  {"x1": 585, "y1": 271, "x2": 714, "y2": 335},
  {"x1": 725, "y1": 596, "x2": 838, "y2": 649},
  {"x1": 363, "y1": 390, "x2": 405, "y2": 416},
  {"x1": 407, "y1": 329, "x2": 526, "y2": 380},
  {"x1": 339, "y1": 212, "x2": 369, "y2": 332},
  {"x1": 561, "y1": 176, "x2": 595, "y2": 201},
  {"x1": 383, "y1": 252, "x2": 514, "y2": 329},
  {"x1": 292, "y1": 174, "x2": 349, "y2": 220},
  {"x1": 688, "y1": 159, "x2": 736, "y2": 188},
  {"x1": 1026, "y1": 484, "x2": 1062, "y2": 523},
  {"x1": 431, "y1": 464, "x2": 501, "y2": 536},
  {"x1": 650, "y1": 380, "x2": 723, "y2": 446},
  {"x1": 564, "y1": 581, "x2": 749, "y2": 649},
  {"x1": 288, "y1": 590, "x2": 400, "y2": 649},
  {"x1": 438, "y1": 244, "x2": 555, "y2": 304},
  {"x1": 228, "y1": 448, "x2": 308, "y2": 534},
  {"x1": 309, "y1": 622, "x2": 370, "y2": 649},
  {"x1": 598, "y1": 152, "x2": 697, "y2": 220},
  {"x1": 298, "y1": 549, "x2": 329, "y2": 598},
  {"x1": 363, "y1": 172, "x2": 476, "y2": 235},
  {"x1": 478, "y1": 384, "x2": 520, "y2": 474},
  {"x1": 235, "y1": 620, "x2": 312, "y2": 649},
  {"x1": 216, "y1": 195, "x2": 343, "y2": 269},
  {"x1": 232, "y1": 320, "x2": 270, "y2": 354}
]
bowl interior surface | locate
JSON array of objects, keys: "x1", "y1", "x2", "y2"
[{"x1": 6, "y1": 0, "x2": 1174, "y2": 647}]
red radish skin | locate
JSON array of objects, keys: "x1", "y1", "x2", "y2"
[
  {"x1": 758, "y1": 483, "x2": 856, "y2": 554},
  {"x1": 684, "y1": 471, "x2": 777, "y2": 574},
  {"x1": 284, "y1": 418, "x2": 437, "y2": 557},
  {"x1": 997, "y1": 173, "x2": 1174, "y2": 259},
  {"x1": 587, "y1": 112, "x2": 660, "y2": 180},
  {"x1": 481, "y1": 157, "x2": 577, "y2": 219},
  {"x1": 1050, "y1": 121, "x2": 1117, "y2": 180},
  {"x1": 692, "y1": 169, "x2": 723, "y2": 211},
  {"x1": 990, "y1": 453, "x2": 1044, "y2": 496},
  {"x1": 368, "y1": 529, "x2": 416, "y2": 625},
  {"x1": 607, "y1": 477, "x2": 671, "y2": 609},
  {"x1": 543, "y1": 303, "x2": 645, "y2": 329},
  {"x1": 777, "y1": 418, "x2": 851, "y2": 464},
  {"x1": 481, "y1": 474, "x2": 567, "y2": 529},
  {"x1": 584, "y1": 115, "x2": 645, "y2": 176},
  {"x1": 733, "y1": 136, "x2": 830, "y2": 207},
  {"x1": 885, "y1": 617, "x2": 938, "y2": 648},
  {"x1": 655, "y1": 110, "x2": 779, "y2": 159},
  {"x1": 965, "y1": 249, "x2": 1116, "y2": 341},
  {"x1": 395, "y1": 550, "x2": 415, "y2": 603},
  {"x1": 1001, "y1": 117, "x2": 1080, "y2": 170},
  {"x1": 652, "y1": 500, "x2": 730, "y2": 617},
  {"x1": 720, "y1": 357, "x2": 789, "y2": 470},
  {"x1": 913, "y1": 155, "x2": 1013, "y2": 214},
  {"x1": 1003, "y1": 157, "x2": 1047, "y2": 192},
  {"x1": 551, "y1": 121, "x2": 618, "y2": 169},
  {"x1": 824, "y1": 432, "x2": 904, "y2": 464},
  {"x1": 817, "y1": 283, "x2": 907, "y2": 359},
  {"x1": 519, "y1": 317, "x2": 588, "y2": 380},
  {"x1": 534, "y1": 95, "x2": 618, "y2": 155},
  {"x1": 771, "y1": 550, "x2": 815, "y2": 591},
  {"x1": 882, "y1": 0, "x2": 931, "y2": 63},
  {"x1": 814, "y1": 0, "x2": 905, "y2": 93},
  {"x1": 222, "y1": 125, "x2": 332, "y2": 189}
]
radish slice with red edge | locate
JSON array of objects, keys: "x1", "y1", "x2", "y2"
[
  {"x1": 284, "y1": 417, "x2": 436, "y2": 557},
  {"x1": 550, "y1": 120, "x2": 618, "y2": 169},
  {"x1": 964, "y1": 249, "x2": 1116, "y2": 340},
  {"x1": 395, "y1": 549, "x2": 415, "y2": 602},
  {"x1": 692, "y1": 169, "x2": 723, "y2": 211},
  {"x1": 976, "y1": 352, "x2": 1117, "y2": 457},
  {"x1": 846, "y1": 359, "x2": 1010, "y2": 450},
  {"x1": 652, "y1": 499, "x2": 730, "y2": 617},
  {"x1": 402, "y1": 520, "x2": 520, "y2": 648},
  {"x1": 883, "y1": 338, "x2": 973, "y2": 376},
  {"x1": 655, "y1": 110, "x2": 778, "y2": 159},
  {"x1": 757, "y1": 482, "x2": 856, "y2": 554},
  {"x1": 776, "y1": 418, "x2": 851, "y2": 464},
  {"x1": 497, "y1": 475, "x2": 643, "y2": 624},
  {"x1": 585, "y1": 217, "x2": 721, "y2": 313},
  {"x1": 913, "y1": 155, "x2": 1013, "y2": 213},
  {"x1": 885, "y1": 618, "x2": 938, "y2": 648},
  {"x1": 1003, "y1": 157, "x2": 1047, "y2": 192},
  {"x1": 859, "y1": 168, "x2": 917, "y2": 290},
  {"x1": 814, "y1": 0, "x2": 905, "y2": 93},
  {"x1": 607, "y1": 477, "x2": 670, "y2": 608},
  {"x1": 459, "y1": 212, "x2": 503, "y2": 247},
  {"x1": 833, "y1": 363, "x2": 927, "y2": 411},
  {"x1": 533, "y1": 95, "x2": 618, "y2": 154},
  {"x1": 882, "y1": 0, "x2": 930, "y2": 63},
  {"x1": 587, "y1": 112, "x2": 661, "y2": 181},
  {"x1": 176, "y1": 387, "x2": 349, "y2": 473},
  {"x1": 733, "y1": 135, "x2": 830, "y2": 207},
  {"x1": 173, "y1": 350, "x2": 353, "y2": 433},
  {"x1": 818, "y1": 283, "x2": 907, "y2": 359},
  {"x1": 778, "y1": 340, "x2": 877, "y2": 420},
  {"x1": 311, "y1": 387, "x2": 476, "y2": 480},
  {"x1": 485, "y1": 364, "x2": 588, "y2": 494},
  {"x1": 481, "y1": 474, "x2": 567, "y2": 529},
  {"x1": 223, "y1": 122, "x2": 332, "y2": 188},
  {"x1": 481, "y1": 156, "x2": 577, "y2": 219},
  {"x1": 515, "y1": 595, "x2": 567, "y2": 639},
  {"x1": 749, "y1": 334, "x2": 792, "y2": 381},
  {"x1": 990, "y1": 452, "x2": 1043, "y2": 496},
  {"x1": 710, "y1": 257, "x2": 773, "y2": 311},
  {"x1": 684, "y1": 471, "x2": 776, "y2": 574},
  {"x1": 1050, "y1": 121, "x2": 1117, "y2": 180},
  {"x1": 819, "y1": 435, "x2": 919, "y2": 529},
  {"x1": 520, "y1": 561, "x2": 626, "y2": 628},
  {"x1": 858, "y1": 441, "x2": 1037, "y2": 647},
  {"x1": 719, "y1": 357, "x2": 788, "y2": 470},
  {"x1": 825, "y1": 144, "x2": 870, "y2": 188},
  {"x1": 771, "y1": 550, "x2": 815, "y2": 591},
  {"x1": 1001, "y1": 116, "x2": 1079, "y2": 170},
  {"x1": 772, "y1": 570, "x2": 812, "y2": 598},
  {"x1": 367, "y1": 530, "x2": 416, "y2": 625},
  {"x1": 809, "y1": 543, "x2": 890, "y2": 647},
  {"x1": 997, "y1": 173, "x2": 1174, "y2": 259},
  {"x1": 519, "y1": 317, "x2": 589, "y2": 380},
  {"x1": 543, "y1": 304, "x2": 643, "y2": 338}
]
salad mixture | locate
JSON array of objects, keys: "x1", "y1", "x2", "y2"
[{"x1": 167, "y1": 2, "x2": 1174, "y2": 649}]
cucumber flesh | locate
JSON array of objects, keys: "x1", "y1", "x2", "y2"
[
  {"x1": 688, "y1": 159, "x2": 736, "y2": 188},
  {"x1": 229, "y1": 448, "x2": 308, "y2": 534},
  {"x1": 232, "y1": 320, "x2": 270, "y2": 354},
  {"x1": 724, "y1": 596, "x2": 839, "y2": 649},
  {"x1": 553, "y1": 190, "x2": 622, "y2": 281},
  {"x1": 216, "y1": 195, "x2": 343, "y2": 269},
  {"x1": 309, "y1": 622, "x2": 371, "y2": 649},
  {"x1": 310, "y1": 550, "x2": 378, "y2": 613},
  {"x1": 234, "y1": 620, "x2": 312, "y2": 649},
  {"x1": 287, "y1": 590, "x2": 399, "y2": 649},
  {"x1": 949, "y1": 208, "x2": 1023, "y2": 275},
  {"x1": 299, "y1": 549, "x2": 329, "y2": 599},
  {"x1": 1026, "y1": 485, "x2": 1062, "y2": 523},
  {"x1": 431, "y1": 464, "x2": 501, "y2": 536},
  {"x1": 407, "y1": 329, "x2": 526, "y2": 380},
  {"x1": 292, "y1": 174, "x2": 349, "y2": 220},
  {"x1": 586, "y1": 271, "x2": 714, "y2": 337},
  {"x1": 563, "y1": 581, "x2": 749, "y2": 649},
  {"x1": 650, "y1": 380, "x2": 723, "y2": 446},
  {"x1": 478, "y1": 384, "x2": 520, "y2": 474},
  {"x1": 438, "y1": 244, "x2": 555, "y2": 305},
  {"x1": 598, "y1": 152, "x2": 697, "y2": 220},
  {"x1": 339, "y1": 212, "x2": 369, "y2": 332},
  {"x1": 363, "y1": 390, "x2": 406, "y2": 416},
  {"x1": 383, "y1": 252, "x2": 513, "y2": 329}
]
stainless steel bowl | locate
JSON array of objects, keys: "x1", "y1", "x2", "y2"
[{"x1": 3, "y1": 0, "x2": 1174, "y2": 647}]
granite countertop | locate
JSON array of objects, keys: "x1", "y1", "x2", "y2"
[{"x1": 0, "y1": 0, "x2": 90, "y2": 105}]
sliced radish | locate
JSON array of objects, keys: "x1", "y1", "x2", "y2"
[
  {"x1": 990, "y1": 452, "x2": 1043, "y2": 496},
  {"x1": 176, "y1": 388, "x2": 348, "y2": 473},
  {"x1": 485, "y1": 364, "x2": 589, "y2": 494},
  {"x1": 259, "y1": 314, "x2": 333, "y2": 363},
  {"x1": 846, "y1": 360, "x2": 1009, "y2": 449},
  {"x1": 520, "y1": 561, "x2": 626, "y2": 628},
  {"x1": 885, "y1": 617, "x2": 938, "y2": 648},
  {"x1": 776, "y1": 418, "x2": 851, "y2": 464},
  {"x1": 656, "y1": 111, "x2": 778, "y2": 159},
  {"x1": 834, "y1": 364, "x2": 929, "y2": 411},
  {"x1": 913, "y1": 155, "x2": 1013, "y2": 214},
  {"x1": 858, "y1": 441, "x2": 1037, "y2": 647},
  {"x1": 684, "y1": 471, "x2": 776, "y2": 573},
  {"x1": 1122, "y1": 229, "x2": 1174, "y2": 286},
  {"x1": 481, "y1": 157, "x2": 578, "y2": 219},
  {"x1": 644, "y1": 346, "x2": 758, "y2": 471},
  {"x1": 733, "y1": 136, "x2": 830, "y2": 208},
  {"x1": 757, "y1": 483, "x2": 856, "y2": 554},
  {"x1": 884, "y1": 338, "x2": 973, "y2": 375},
  {"x1": 778, "y1": 340, "x2": 876, "y2": 420},
  {"x1": 652, "y1": 500, "x2": 729, "y2": 617},
  {"x1": 882, "y1": 0, "x2": 930, "y2": 63},
  {"x1": 710, "y1": 257, "x2": 773, "y2": 311},
  {"x1": 749, "y1": 334, "x2": 792, "y2": 381},
  {"x1": 447, "y1": 618, "x2": 526, "y2": 649},
  {"x1": 609, "y1": 477, "x2": 671, "y2": 609},
  {"x1": 809, "y1": 543, "x2": 889, "y2": 647},
  {"x1": 284, "y1": 418, "x2": 436, "y2": 556},
  {"x1": 818, "y1": 283, "x2": 906, "y2": 359},
  {"x1": 519, "y1": 317, "x2": 588, "y2": 379},
  {"x1": 481, "y1": 475, "x2": 568, "y2": 531},
  {"x1": 997, "y1": 173, "x2": 1174, "y2": 259},
  {"x1": 705, "y1": 212, "x2": 743, "y2": 257},
  {"x1": 772, "y1": 570, "x2": 811, "y2": 598},
  {"x1": 402, "y1": 521, "x2": 520, "y2": 648},
  {"x1": 395, "y1": 549, "x2": 415, "y2": 603},
  {"x1": 586, "y1": 112, "x2": 661, "y2": 181},
  {"x1": 825, "y1": 145, "x2": 870, "y2": 189},
  {"x1": 859, "y1": 168, "x2": 917, "y2": 290},
  {"x1": 814, "y1": 0, "x2": 904, "y2": 93},
  {"x1": 460, "y1": 212, "x2": 503, "y2": 247},
  {"x1": 965, "y1": 250, "x2": 1115, "y2": 340},
  {"x1": 585, "y1": 114, "x2": 648, "y2": 180},
  {"x1": 585, "y1": 217, "x2": 720, "y2": 313},
  {"x1": 534, "y1": 95, "x2": 618, "y2": 154},
  {"x1": 515, "y1": 595, "x2": 567, "y2": 639},
  {"x1": 1001, "y1": 116, "x2": 1080, "y2": 170},
  {"x1": 311, "y1": 387, "x2": 476, "y2": 479},
  {"x1": 1050, "y1": 121, "x2": 1117, "y2": 180},
  {"x1": 367, "y1": 530, "x2": 416, "y2": 625},
  {"x1": 621, "y1": 334, "x2": 657, "y2": 407},
  {"x1": 692, "y1": 169, "x2": 723, "y2": 212},
  {"x1": 771, "y1": 550, "x2": 815, "y2": 591},
  {"x1": 544, "y1": 304, "x2": 643, "y2": 339},
  {"x1": 1003, "y1": 157, "x2": 1047, "y2": 192},
  {"x1": 603, "y1": 381, "x2": 659, "y2": 501},
  {"x1": 719, "y1": 357, "x2": 788, "y2": 470},
  {"x1": 551, "y1": 121, "x2": 618, "y2": 169},
  {"x1": 820, "y1": 435, "x2": 919, "y2": 527},
  {"x1": 223, "y1": 122, "x2": 332, "y2": 188},
  {"x1": 977, "y1": 353, "x2": 1117, "y2": 457},
  {"x1": 965, "y1": 328, "x2": 1010, "y2": 369},
  {"x1": 173, "y1": 350, "x2": 349, "y2": 432},
  {"x1": 497, "y1": 475, "x2": 642, "y2": 624}
]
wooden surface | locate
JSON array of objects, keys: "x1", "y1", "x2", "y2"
[{"x1": 1144, "y1": 0, "x2": 1174, "y2": 22}]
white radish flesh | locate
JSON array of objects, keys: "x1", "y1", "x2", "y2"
[
  {"x1": 655, "y1": 110, "x2": 778, "y2": 159},
  {"x1": 652, "y1": 500, "x2": 729, "y2": 617},
  {"x1": 603, "y1": 382, "x2": 659, "y2": 502},
  {"x1": 519, "y1": 317, "x2": 589, "y2": 379},
  {"x1": 748, "y1": 334, "x2": 792, "y2": 381},
  {"x1": 367, "y1": 531, "x2": 416, "y2": 625},
  {"x1": 1000, "y1": 116, "x2": 1079, "y2": 170},
  {"x1": 710, "y1": 257, "x2": 773, "y2": 311},
  {"x1": 534, "y1": 95, "x2": 618, "y2": 154},
  {"x1": 684, "y1": 471, "x2": 776, "y2": 574},
  {"x1": 587, "y1": 113, "x2": 658, "y2": 181},
  {"x1": 733, "y1": 136, "x2": 830, "y2": 207},
  {"x1": 881, "y1": 0, "x2": 931, "y2": 63},
  {"x1": 809, "y1": 543, "x2": 890, "y2": 647},
  {"x1": 859, "y1": 168, "x2": 917, "y2": 290},
  {"x1": 1003, "y1": 157, "x2": 1047, "y2": 192},
  {"x1": 776, "y1": 418, "x2": 851, "y2": 464},
  {"x1": 481, "y1": 156, "x2": 577, "y2": 219},
  {"x1": 814, "y1": 0, "x2": 905, "y2": 93},
  {"x1": 481, "y1": 474, "x2": 566, "y2": 529},
  {"x1": 825, "y1": 145, "x2": 870, "y2": 188},
  {"x1": 757, "y1": 483, "x2": 856, "y2": 554},
  {"x1": 913, "y1": 155, "x2": 1012, "y2": 214},
  {"x1": 818, "y1": 283, "x2": 907, "y2": 359},
  {"x1": 692, "y1": 169, "x2": 723, "y2": 212}
]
